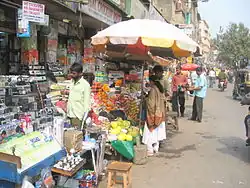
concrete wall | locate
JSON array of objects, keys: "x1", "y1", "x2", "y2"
[{"x1": 152, "y1": 0, "x2": 175, "y2": 22}]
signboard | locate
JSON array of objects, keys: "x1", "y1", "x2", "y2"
[
  {"x1": 37, "y1": 15, "x2": 49, "y2": 26},
  {"x1": 17, "y1": 9, "x2": 30, "y2": 38},
  {"x1": 78, "y1": 0, "x2": 122, "y2": 25},
  {"x1": 131, "y1": 0, "x2": 148, "y2": 19},
  {"x1": 176, "y1": 24, "x2": 193, "y2": 37},
  {"x1": 148, "y1": 5, "x2": 165, "y2": 22},
  {"x1": 22, "y1": 1, "x2": 45, "y2": 23}
]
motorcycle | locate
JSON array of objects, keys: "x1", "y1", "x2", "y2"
[{"x1": 218, "y1": 80, "x2": 227, "y2": 91}]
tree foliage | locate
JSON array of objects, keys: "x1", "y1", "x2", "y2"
[{"x1": 215, "y1": 23, "x2": 250, "y2": 68}]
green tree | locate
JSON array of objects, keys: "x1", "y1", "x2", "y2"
[{"x1": 215, "y1": 23, "x2": 250, "y2": 68}]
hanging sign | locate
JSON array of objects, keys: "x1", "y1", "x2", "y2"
[
  {"x1": 17, "y1": 9, "x2": 30, "y2": 38},
  {"x1": 22, "y1": 1, "x2": 45, "y2": 23},
  {"x1": 37, "y1": 15, "x2": 49, "y2": 26}
]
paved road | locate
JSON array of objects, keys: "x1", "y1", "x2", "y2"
[{"x1": 132, "y1": 84, "x2": 250, "y2": 188}]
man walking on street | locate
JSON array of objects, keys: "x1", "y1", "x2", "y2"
[
  {"x1": 189, "y1": 67, "x2": 207, "y2": 123},
  {"x1": 172, "y1": 66, "x2": 188, "y2": 117},
  {"x1": 208, "y1": 68, "x2": 216, "y2": 88}
]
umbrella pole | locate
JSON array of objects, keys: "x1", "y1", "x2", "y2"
[{"x1": 139, "y1": 62, "x2": 145, "y2": 129}]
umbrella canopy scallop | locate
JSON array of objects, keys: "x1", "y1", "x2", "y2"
[{"x1": 91, "y1": 19, "x2": 198, "y2": 57}]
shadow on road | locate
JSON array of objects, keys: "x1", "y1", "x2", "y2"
[
  {"x1": 158, "y1": 144, "x2": 196, "y2": 159},
  {"x1": 224, "y1": 95, "x2": 241, "y2": 102},
  {"x1": 217, "y1": 137, "x2": 250, "y2": 163}
]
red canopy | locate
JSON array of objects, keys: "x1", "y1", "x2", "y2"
[{"x1": 181, "y1": 63, "x2": 199, "y2": 71}]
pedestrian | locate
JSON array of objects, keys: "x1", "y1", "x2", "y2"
[
  {"x1": 152, "y1": 65, "x2": 169, "y2": 148},
  {"x1": 189, "y1": 67, "x2": 207, "y2": 123},
  {"x1": 152, "y1": 65, "x2": 170, "y2": 97},
  {"x1": 171, "y1": 66, "x2": 188, "y2": 117},
  {"x1": 142, "y1": 75, "x2": 166, "y2": 156},
  {"x1": 208, "y1": 68, "x2": 216, "y2": 88},
  {"x1": 190, "y1": 70, "x2": 198, "y2": 86},
  {"x1": 66, "y1": 63, "x2": 91, "y2": 130},
  {"x1": 244, "y1": 106, "x2": 250, "y2": 146}
]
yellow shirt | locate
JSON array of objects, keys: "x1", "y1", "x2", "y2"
[{"x1": 67, "y1": 77, "x2": 91, "y2": 120}]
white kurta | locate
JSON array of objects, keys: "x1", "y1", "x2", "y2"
[{"x1": 142, "y1": 122, "x2": 166, "y2": 152}]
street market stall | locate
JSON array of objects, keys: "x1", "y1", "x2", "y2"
[{"x1": 0, "y1": 19, "x2": 199, "y2": 188}]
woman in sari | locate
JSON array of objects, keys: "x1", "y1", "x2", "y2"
[{"x1": 142, "y1": 75, "x2": 167, "y2": 156}]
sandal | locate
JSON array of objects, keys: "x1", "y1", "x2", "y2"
[{"x1": 147, "y1": 152, "x2": 154, "y2": 157}]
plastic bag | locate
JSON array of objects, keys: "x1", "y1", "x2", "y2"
[
  {"x1": 111, "y1": 140, "x2": 134, "y2": 160},
  {"x1": 22, "y1": 176, "x2": 34, "y2": 188}
]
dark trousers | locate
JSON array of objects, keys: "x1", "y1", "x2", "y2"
[
  {"x1": 172, "y1": 91, "x2": 185, "y2": 116},
  {"x1": 191, "y1": 96, "x2": 203, "y2": 121}
]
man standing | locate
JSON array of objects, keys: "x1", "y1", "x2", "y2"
[
  {"x1": 67, "y1": 63, "x2": 91, "y2": 130},
  {"x1": 208, "y1": 68, "x2": 216, "y2": 88},
  {"x1": 189, "y1": 67, "x2": 207, "y2": 123},
  {"x1": 152, "y1": 65, "x2": 169, "y2": 148},
  {"x1": 172, "y1": 66, "x2": 188, "y2": 117}
]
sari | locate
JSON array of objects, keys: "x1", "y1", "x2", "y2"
[{"x1": 146, "y1": 85, "x2": 165, "y2": 132}]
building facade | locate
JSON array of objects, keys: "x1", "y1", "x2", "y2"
[{"x1": 198, "y1": 20, "x2": 211, "y2": 62}]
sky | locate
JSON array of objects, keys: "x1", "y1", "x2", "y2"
[{"x1": 198, "y1": 0, "x2": 250, "y2": 37}]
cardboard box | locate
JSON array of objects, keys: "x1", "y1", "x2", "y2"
[{"x1": 63, "y1": 130, "x2": 83, "y2": 152}]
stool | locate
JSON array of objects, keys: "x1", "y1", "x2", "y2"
[{"x1": 107, "y1": 161, "x2": 132, "y2": 188}]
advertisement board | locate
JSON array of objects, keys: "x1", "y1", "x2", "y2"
[
  {"x1": 22, "y1": 1, "x2": 45, "y2": 23},
  {"x1": 78, "y1": 0, "x2": 122, "y2": 25}
]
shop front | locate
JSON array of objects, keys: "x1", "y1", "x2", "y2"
[{"x1": 0, "y1": 2, "x2": 21, "y2": 75}]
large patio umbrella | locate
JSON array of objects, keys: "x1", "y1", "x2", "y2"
[
  {"x1": 91, "y1": 19, "x2": 198, "y2": 58},
  {"x1": 181, "y1": 63, "x2": 199, "y2": 71}
]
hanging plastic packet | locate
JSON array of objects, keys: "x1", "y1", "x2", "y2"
[
  {"x1": 41, "y1": 168, "x2": 54, "y2": 188},
  {"x1": 22, "y1": 176, "x2": 34, "y2": 188}
]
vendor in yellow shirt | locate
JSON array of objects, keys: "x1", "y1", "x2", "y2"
[{"x1": 67, "y1": 63, "x2": 91, "y2": 130}]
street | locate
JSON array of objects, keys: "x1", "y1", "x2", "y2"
[{"x1": 132, "y1": 84, "x2": 250, "y2": 188}]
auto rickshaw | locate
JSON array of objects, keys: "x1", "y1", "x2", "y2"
[{"x1": 233, "y1": 68, "x2": 250, "y2": 99}]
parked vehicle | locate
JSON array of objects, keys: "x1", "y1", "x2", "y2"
[{"x1": 233, "y1": 68, "x2": 250, "y2": 99}]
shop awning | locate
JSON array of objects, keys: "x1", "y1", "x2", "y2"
[
  {"x1": 0, "y1": 0, "x2": 21, "y2": 9},
  {"x1": 152, "y1": 56, "x2": 173, "y2": 66}
]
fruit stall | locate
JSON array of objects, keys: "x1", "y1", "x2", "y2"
[{"x1": 89, "y1": 61, "x2": 144, "y2": 160}]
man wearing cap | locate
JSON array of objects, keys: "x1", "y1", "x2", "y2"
[{"x1": 189, "y1": 67, "x2": 207, "y2": 123}]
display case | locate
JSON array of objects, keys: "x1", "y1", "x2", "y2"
[{"x1": 0, "y1": 131, "x2": 66, "y2": 185}]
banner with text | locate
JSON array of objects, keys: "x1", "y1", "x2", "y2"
[{"x1": 22, "y1": 1, "x2": 45, "y2": 23}]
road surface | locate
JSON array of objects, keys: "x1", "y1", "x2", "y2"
[{"x1": 131, "y1": 84, "x2": 250, "y2": 188}]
